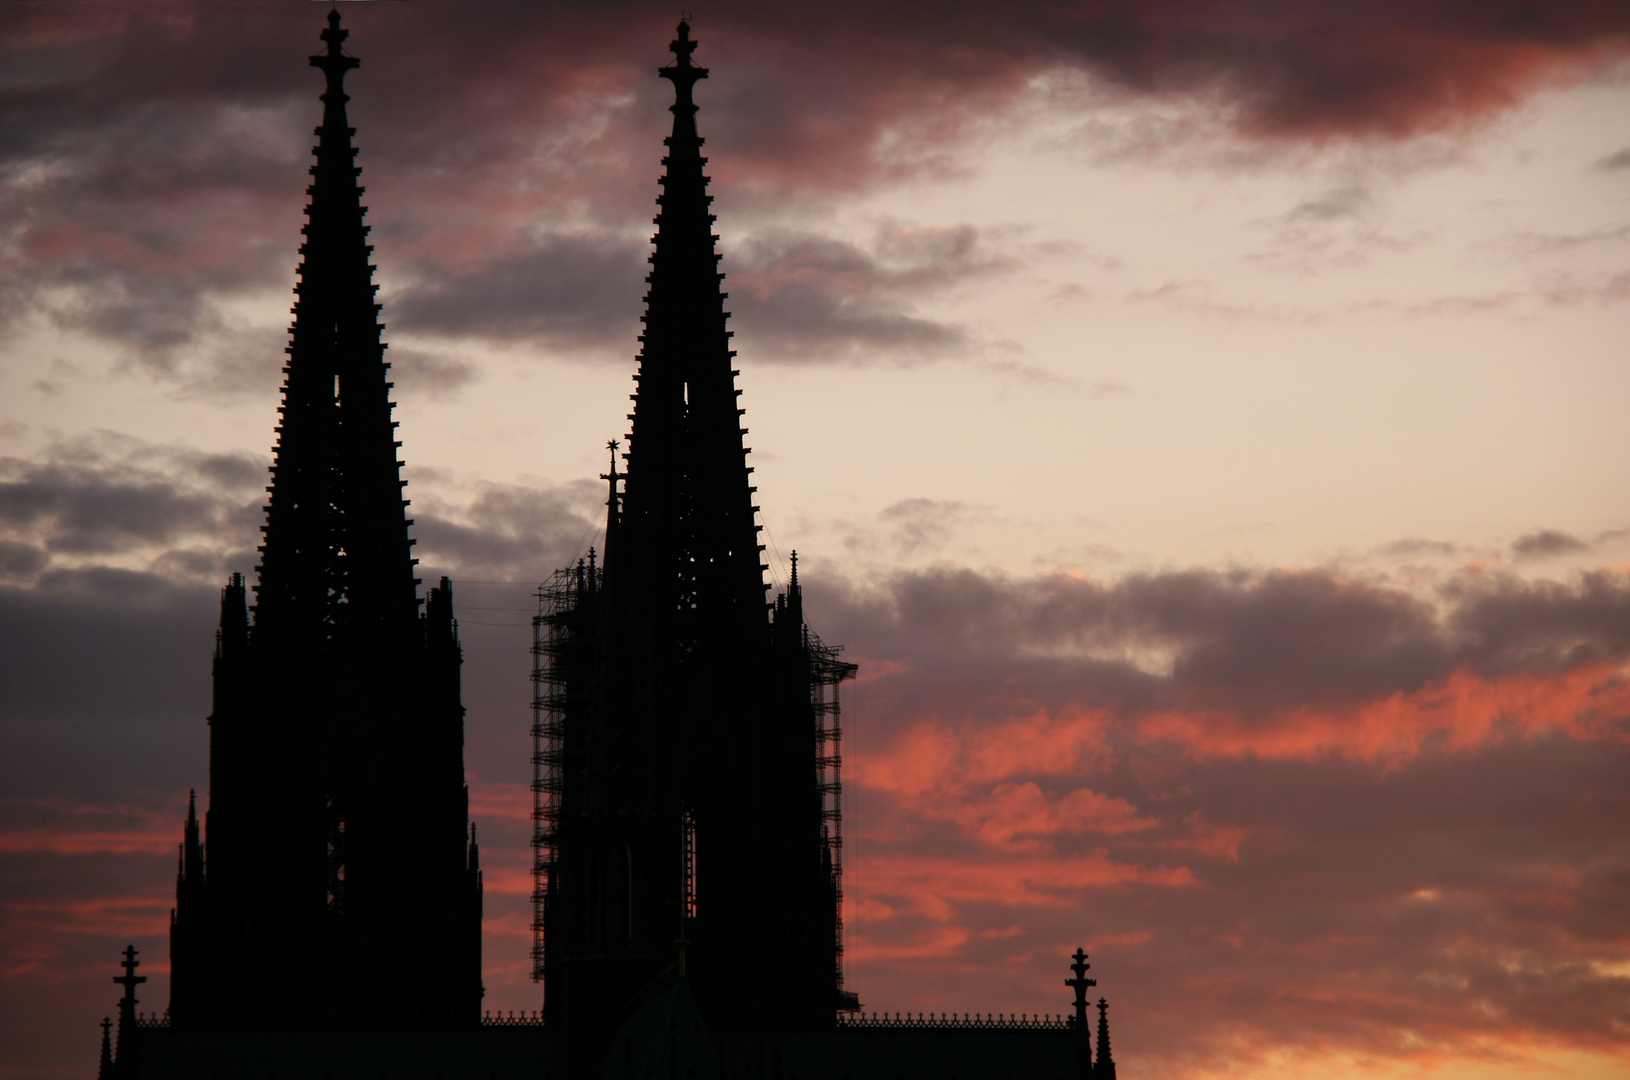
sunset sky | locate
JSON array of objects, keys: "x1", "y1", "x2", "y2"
[{"x1": 2, "y1": 2, "x2": 1629, "y2": 1079}]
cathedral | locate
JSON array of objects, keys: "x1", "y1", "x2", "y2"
[{"x1": 95, "y1": 14, "x2": 1119, "y2": 1080}]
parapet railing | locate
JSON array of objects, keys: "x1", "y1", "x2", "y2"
[
  {"x1": 838, "y1": 1011, "x2": 1074, "y2": 1032},
  {"x1": 481, "y1": 1010, "x2": 546, "y2": 1027},
  {"x1": 131, "y1": 1008, "x2": 1070, "y2": 1032},
  {"x1": 130, "y1": 1011, "x2": 547, "y2": 1030}
]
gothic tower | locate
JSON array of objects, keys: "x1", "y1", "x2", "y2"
[
  {"x1": 168, "y1": 12, "x2": 482, "y2": 1031},
  {"x1": 537, "y1": 21, "x2": 852, "y2": 1058}
]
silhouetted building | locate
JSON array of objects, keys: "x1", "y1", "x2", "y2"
[
  {"x1": 97, "y1": 16, "x2": 1121, "y2": 1080},
  {"x1": 530, "y1": 21, "x2": 853, "y2": 1064},
  {"x1": 167, "y1": 10, "x2": 481, "y2": 1032}
]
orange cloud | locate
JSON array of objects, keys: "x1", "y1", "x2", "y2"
[{"x1": 1138, "y1": 661, "x2": 1630, "y2": 763}]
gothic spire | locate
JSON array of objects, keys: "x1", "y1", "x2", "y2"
[
  {"x1": 97, "y1": 1017, "x2": 112, "y2": 1080},
  {"x1": 256, "y1": 9, "x2": 418, "y2": 647},
  {"x1": 618, "y1": 19, "x2": 766, "y2": 643},
  {"x1": 1095, "y1": 998, "x2": 1117, "y2": 1080}
]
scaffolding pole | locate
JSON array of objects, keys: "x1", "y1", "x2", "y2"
[
  {"x1": 809, "y1": 631, "x2": 857, "y2": 997},
  {"x1": 529, "y1": 570, "x2": 574, "y2": 985}
]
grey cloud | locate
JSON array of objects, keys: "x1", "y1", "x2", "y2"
[
  {"x1": 805, "y1": 564, "x2": 1630, "y2": 721},
  {"x1": 1446, "y1": 570, "x2": 1630, "y2": 674},
  {"x1": 38, "y1": 266, "x2": 220, "y2": 361},
  {"x1": 387, "y1": 231, "x2": 646, "y2": 351},
  {"x1": 0, "y1": 438, "x2": 267, "y2": 585},
  {"x1": 0, "y1": 435, "x2": 607, "y2": 592},
  {"x1": 1594, "y1": 146, "x2": 1630, "y2": 170},
  {"x1": 1375, "y1": 537, "x2": 1464, "y2": 559},
  {"x1": 385, "y1": 221, "x2": 1013, "y2": 365},
  {"x1": 387, "y1": 349, "x2": 479, "y2": 398},
  {"x1": 1512, "y1": 529, "x2": 1591, "y2": 561},
  {"x1": 726, "y1": 224, "x2": 1012, "y2": 361},
  {"x1": 192, "y1": 452, "x2": 266, "y2": 491},
  {"x1": 0, "y1": 539, "x2": 47, "y2": 578},
  {"x1": 171, "y1": 327, "x2": 290, "y2": 401},
  {"x1": 1286, "y1": 181, "x2": 1372, "y2": 223},
  {"x1": 878, "y1": 498, "x2": 972, "y2": 556},
  {"x1": 412, "y1": 480, "x2": 603, "y2": 583}
]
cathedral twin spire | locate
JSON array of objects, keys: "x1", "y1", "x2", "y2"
[
  {"x1": 168, "y1": 12, "x2": 478, "y2": 1033},
  {"x1": 257, "y1": 9, "x2": 419, "y2": 648},
  {"x1": 619, "y1": 19, "x2": 767, "y2": 652}
]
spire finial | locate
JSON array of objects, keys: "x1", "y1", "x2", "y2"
[
  {"x1": 601, "y1": 440, "x2": 622, "y2": 508},
  {"x1": 659, "y1": 18, "x2": 708, "y2": 99},
  {"x1": 114, "y1": 945, "x2": 146, "y2": 1005},
  {"x1": 311, "y1": 8, "x2": 360, "y2": 95},
  {"x1": 1066, "y1": 947, "x2": 1096, "y2": 1045}
]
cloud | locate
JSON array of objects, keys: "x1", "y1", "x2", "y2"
[
  {"x1": 806, "y1": 564, "x2": 1630, "y2": 1072},
  {"x1": 5, "y1": 552, "x2": 1630, "y2": 1078},
  {"x1": 877, "y1": 498, "x2": 974, "y2": 556},
  {"x1": 387, "y1": 231, "x2": 646, "y2": 351},
  {"x1": 727, "y1": 224, "x2": 1012, "y2": 361},
  {"x1": 0, "y1": 436, "x2": 266, "y2": 585},
  {"x1": 6, "y1": 1, "x2": 1623, "y2": 369},
  {"x1": 808, "y1": 564, "x2": 1630, "y2": 755},
  {"x1": 412, "y1": 479, "x2": 604, "y2": 583},
  {"x1": 1375, "y1": 536, "x2": 1465, "y2": 559},
  {"x1": 1595, "y1": 146, "x2": 1630, "y2": 170},
  {"x1": 1512, "y1": 529, "x2": 1592, "y2": 561},
  {"x1": 384, "y1": 220, "x2": 1013, "y2": 362}
]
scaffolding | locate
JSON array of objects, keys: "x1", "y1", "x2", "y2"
[
  {"x1": 809, "y1": 631, "x2": 858, "y2": 1001},
  {"x1": 532, "y1": 557, "x2": 856, "y2": 1009},
  {"x1": 531, "y1": 561, "x2": 596, "y2": 984}
]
